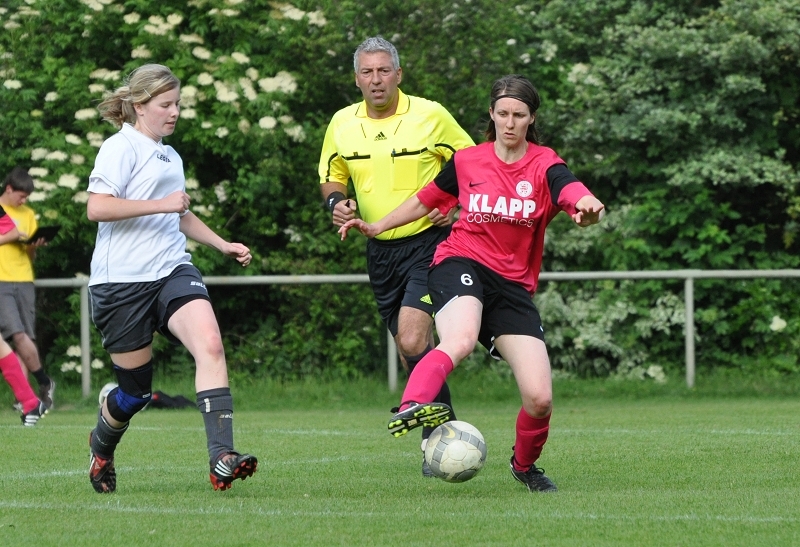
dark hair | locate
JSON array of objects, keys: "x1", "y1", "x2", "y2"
[
  {"x1": 3, "y1": 166, "x2": 34, "y2": 194},
  {"x1": 97, "y1": 64, "x2": 180, "y2": 128},
  {"x1": 484, "y1": 74, "x2": 541, "y2": 144}
]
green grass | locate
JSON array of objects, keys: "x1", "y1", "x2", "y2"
[{"x1": 1, "y1": 373, "x2": 799, "y2": 546}]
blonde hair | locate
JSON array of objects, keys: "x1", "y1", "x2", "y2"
[{"x1": 97, "y1": 64, "x2": 180, "y2": 128}]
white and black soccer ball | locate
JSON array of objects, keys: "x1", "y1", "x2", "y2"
[
  {"x1": 424, "y1": 420, "x2": 487, "y2": 483},
  {"x1": 98, "y1": 382, "x2": 118, "y2": 407}
]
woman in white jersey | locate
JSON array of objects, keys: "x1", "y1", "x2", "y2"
[
  {"x1": 86, "y1": 64, "x2": 257, "y2": 493},
  {"x1": 340, "y1": 74, "x2": 604, "y2": 492}
]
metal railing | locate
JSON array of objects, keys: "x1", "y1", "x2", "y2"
[{"x1": 35, "y1": 269, "x2": 800, "y2": 397}]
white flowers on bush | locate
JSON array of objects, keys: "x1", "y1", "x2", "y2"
[
  {"x1": 131, "y1": 45, "x2": 152, "y2": 59},
  {"x1": 197, "y1": 72, "x2": 214, "y2": 86},
  {"x1": 73, "y1": 191, "x2": 90, "y2": 203},
  {"x1": 259, "y1": 116, "x2": 277, "y2": 130},
  {"x1": 231, "y1": 52, "x2": 250, "y2": 64},
  {"x1": 58, "y1": 174, "x2": 80, "y2": 189},
  {"x1": 28, "y1": 167, "x2": 48, "y2": 177},
  {"x1": 123, "y1": 12, "x2": 140, "y2": 24},
  {"x1": 91, "y1": 358, "x2": 104, "y2": 370},
  {"x1": 258, "y1": 71, "x2": 297, "y2": 93},
  {"x1": 31, "y1": 148, "x2": 48, "y2": 160},
  {"x1": 239, "y1": 78, "x2": 257, "y2": 101},
  {"x1": 215, "y1": 127, "x2": 229, "y2": 138},
  {"x1": 192, "y1": 46, "x2": 212, "y2": 60},
  {"x1": 60, "y1": 361, "x2": 79, "y2": 372},
  {"x1": 71, "y1": 154, "x2": 85, "y2": 165},
  {"x1": 214, "y1": 183, "x2": 227, "y2": 203},
  {"x1": 770, "y1": 316, "x2": 787, "y2": 332},
  {"x1": 181, "y1": 108, "x2": 196, "y2": 119},
  {"x1": 44, "y1": 91, "x2": 58, "y2": 102},
  {"x1": 3, "y1": 79, "x2": 21, "y2": 89},
  {"x1": 284, "y1": 125, "x2": 305, "y2": 142},
  {"x1": 213, "y1": 80, "x2": 238, "y2": 103},
  {"x1": 74, "y1": 108, "x2": 97, "y2": 120},
  {"x1": 45, "y1": 150, "x2": 68, "y2": 161},
  {"x1": 180, "y1": 33, "x2": 203, "y2": 44},
  {"x1": 66, "y1": 345, "x2": 81, "y2": 357},
  {"x1": 87, "y1": 132, "x2": 104, "y2": 147},
  {"x1": 65, "y1": 134, "x2": 82, "y2": 145}
]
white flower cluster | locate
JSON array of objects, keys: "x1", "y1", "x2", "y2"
[
  {"x1": 258, "y1": 71, "x2": 297, "y2": 93},
  {"x1": 144, "y1": 14, "x2": 183, "y2": 36}
]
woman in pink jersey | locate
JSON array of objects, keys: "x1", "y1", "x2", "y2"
[
  {"x1": 340, "y1": 74, "x2": 604, "y2": 492},
  {"x1": 0, "y1": 207, "x2": 47, "y2": 425}
]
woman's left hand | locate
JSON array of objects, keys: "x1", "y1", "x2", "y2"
[
  {"x1": 572, "y1": 196, "x2": 605, "y2": 227},
  {"x1": 225, "y1": 242, "x2": 252, "y2": 267}
]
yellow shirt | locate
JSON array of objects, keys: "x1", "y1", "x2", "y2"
[
  {"x1": 0, "y1": 203, "x2": 37, "y2": 281},
  {"x1": 319, "y1": 90, "x2": 474, "y2": 240}
]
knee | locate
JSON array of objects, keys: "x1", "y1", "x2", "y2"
[
  {"x1": 396, "y1": 331, "x2": 429, "y2": 358},
  {"x1": 522, "y1": 393, "x2": 553, "y2": 418},
  {"x1": 107, "y1": 361, "x2": 153, "y2": 422}
]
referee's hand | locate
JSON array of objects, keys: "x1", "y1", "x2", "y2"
[{"x1": 331, "y1": 199, "x2": 357, "y2": 227}]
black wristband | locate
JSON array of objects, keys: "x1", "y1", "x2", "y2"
[{"x1": 326, "y1": 191, "x2": 346, "y2": 212}]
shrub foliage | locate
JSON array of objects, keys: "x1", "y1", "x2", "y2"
[{"x1": 1, "y1": 0, "x2": 798, "y2": 384}]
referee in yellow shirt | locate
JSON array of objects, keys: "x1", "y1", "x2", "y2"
[{"x1": 318, "y1": 36, "x2": 474, "y2": 477}]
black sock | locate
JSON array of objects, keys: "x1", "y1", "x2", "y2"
[
  {"x1": 197, "y1": 387, "x2": 234, "y2": 463},
  {"x1": 32, "y1": 368, "x2": 49, "y2": 387},
  {"x1": 91, "y1": 410, "x2": 128, "y2": 459},
  {"x1": 405, "y1": 346, "x2": 457, "y2": 440}
]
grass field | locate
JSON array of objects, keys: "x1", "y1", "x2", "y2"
[{"x1": 1, "y1": 374, "x2": 799, "y2": 546}]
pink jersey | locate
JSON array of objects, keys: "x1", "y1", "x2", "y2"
[{"x1": 417, "y1": 141, "x2": 592, "y2": 294}]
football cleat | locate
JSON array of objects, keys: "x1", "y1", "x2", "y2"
[
  {"x1": 510, "y1": 456, "x2": 558, "y2": 492},
  {"x1": 39, "y1": 378, "x2": 56, "y2": 410},
  {"x1": 89, "y1": 431, "x2": 117, "y2": 493},
  {"x1": 209, "y1": 452, "x2": 258, "y2": 491},
  {"x1": 388, "y1": 401, "x2": 452, "y2": 438},
  {"x1": 21, "y1": 400, "x2": 48, "y2": 426}
]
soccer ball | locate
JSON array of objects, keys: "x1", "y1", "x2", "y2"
[
  {"x1": 98, "y1": 382, "x2": 118, "y2": 407},
  {"x1": 424, "y1": 420, "x2": 487, "y2": 483}
]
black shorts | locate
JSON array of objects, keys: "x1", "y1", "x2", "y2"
[
  {"x1": 89, "y1": 264, "x2": 211, "y2": 353},
  {"x1": 428, "y1": 257, "x2": 545, "y2": 359},
  {"x1": 366, "y1": 226, "x2": 449, "y2": 337}
]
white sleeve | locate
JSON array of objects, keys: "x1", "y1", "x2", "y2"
[{"x1": 88, "y1": 133, "x2": 136, "y2": 197}]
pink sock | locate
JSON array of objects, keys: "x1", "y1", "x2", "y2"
[
  {"x1": 512, "y1": 408, "x2": 551, "y2": 470},
  {"x1": 0, "y1": 352, "x2": 39, "y2": 413},
  {"x1": 399, "y1": 349, "x2": 454, "y2": 410}
]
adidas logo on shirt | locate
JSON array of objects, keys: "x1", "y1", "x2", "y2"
[{"x1": 374, "y1": 132, "x2": 387, "y2": 141}]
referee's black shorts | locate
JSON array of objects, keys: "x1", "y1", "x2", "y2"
[
  {"x1": 428, "y1": 257, "x2": 545, "y2": 360},
  {"x1": 366, "y1": 226, "x2": 449, "y2": 337}
]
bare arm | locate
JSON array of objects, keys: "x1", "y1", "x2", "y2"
[
  {"x1": 86, "y1": 191, "x2": 190, "y2": 222},
  {"x1": 339, "y1": 195, "x2": 433, "y2": 240},
  {"x1": 0, "y1": 226, "x2": 21, "y2": 246},
  {"x1": 179, "y1": 211, "x2": 252, "y2": 267}
]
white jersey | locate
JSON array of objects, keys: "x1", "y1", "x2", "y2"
[{"x1": 88, "y1": 123, "x2": 191, "y2": 286}]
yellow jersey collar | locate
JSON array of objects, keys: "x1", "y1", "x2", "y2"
[{"x1": 355, "y1": 89, "x2": 410, "y2": 119}]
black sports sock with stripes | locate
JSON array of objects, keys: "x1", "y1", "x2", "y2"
[
  {"x1": 197, "y1": 387, "x2": 234, "y2": 463},
  {"x1": 91, "y1": 410, "x2": 128, "y2": 459}
]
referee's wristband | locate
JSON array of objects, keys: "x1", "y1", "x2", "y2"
[{"x1": 326, "y1": 191, "x2": 346, "y2": 212}]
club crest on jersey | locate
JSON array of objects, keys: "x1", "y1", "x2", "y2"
[{"x1": 516, "y1": 180, "x2": 533, "y2": 198}]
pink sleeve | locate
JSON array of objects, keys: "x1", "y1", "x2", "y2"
[
  {"x1": 0, "y1": 214, "x2": 15, "y2": 235},
  {"x1": 557, "y1": 181, "x2": 593, "y2": 215},
  {"x1": 417, "y1": 181, "x2": 458, "y2": 215}
]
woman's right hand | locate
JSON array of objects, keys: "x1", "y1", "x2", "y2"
[
  {"x1": 339, "y1": 219, "x2": 379, "y2": 240},
  {"x1": 163, "y1": 190, "x2": 191, "y2": 214}
]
